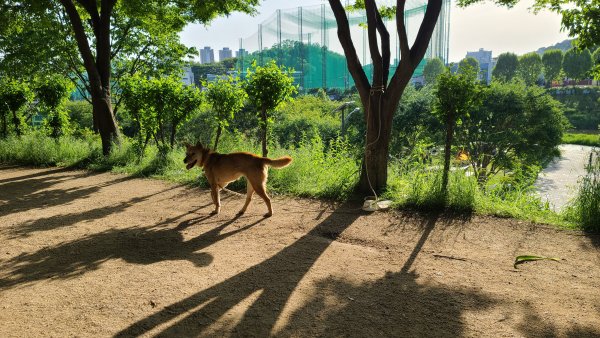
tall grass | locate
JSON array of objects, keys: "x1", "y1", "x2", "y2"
[
  {"x1": 563, "y1": 150, "x2": 600, "y2": 231},
  {"x1": 0, "y1": 131, "x2": 577, "y2": 227}
]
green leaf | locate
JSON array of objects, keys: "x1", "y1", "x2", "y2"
[{"x1": 513, "y1": 255, "x2": 560, "y2": 269}]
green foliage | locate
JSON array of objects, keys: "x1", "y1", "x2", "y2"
[
  {"x1": 34, "y1": 74, "x2": 74, "y2": 139},
  {"x1": 562, "y1": 47, "x2": 593, "y2": 81},
  {"x1": 273, "y1": 95, "x2": 341, "y2": 149},
  {"x1": 66, "y1": 100, "x2": 94, "y2": 131},
  {"x1": 205, "y1": 76, "x2": 247, "y2": 150},
  {"x1": 392, "y1": 85, "x2": 440, "y2": 157},
  {"x1": 423, "y1": 58, "x2": 447, "y2": 85},
  {"x1": 517, "y1": 52, "x2": 543, "y2": 86},
  {"x1": 547, "y1": 86, "x2": 600, "y2": 130},
  {"x1": 563, "y1": 149, "x2": 600, "y2": 231},
  {"x1": 0, "y1": 77, "x2": 32, "y2": 137},
  {"x1": 243, "y1": 60, "x2": 297, "y2": 156},
  {"x1": 593, "y1": 48, "x2": 600, "y2": 79},
  {"x1": 493, "y1": 52, "x2": 519, "y2": 83},
  {"x1": 121, "y1": 74, "x2": 202, "y2": 154},
  {"x1": 458, "y1": 57, "x2": 479, "y2": 80},
  {"x1": 542, "y1": 49, "x2": 563, "y2": 84}
]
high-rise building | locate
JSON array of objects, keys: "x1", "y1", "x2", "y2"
[
  {"x1": 219, "y1": 47, "x2": 233, "y2": 61},
  {"x1": 236, "y1": 48, "x2": 248, "y2": 58},
  {"x1": 200, "y1": 46, "x2": 215, "y2": 64},
  {"x1": 181, "y1": 66, "x2": 195, "y2": 86},
  {"x1": 466, "y1": 48, "x2": 493, "y2": 84}
]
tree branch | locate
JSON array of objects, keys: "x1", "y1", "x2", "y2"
[
  {"x1": 410, "y1": 0, "x2": 443, "y2": 69},
  {"x1": 364, "y1": 0, "x2": 384, "y2": 87},
  {"x1": 375, "y1": 10, "x2": 390, "y2": 86},
  {"x1": 396, "y1": 0, "x2": 411, "y2": 67}
]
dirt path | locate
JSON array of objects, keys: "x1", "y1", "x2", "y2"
[
  {"x1": 535, "y1": 144, "x2": 597, "y2": 211},
  {"x1": 0, "y1": 166, "x2": 599, "y2": 338}
]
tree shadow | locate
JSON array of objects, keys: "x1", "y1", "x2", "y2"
[
  {"x1": 0, "y1": 207, "x2": 264, "y2": 289},
  {"x1": 114, "y1": 202, "x2": 364, "y2": 337},
  {"x1": 112, "y1": 207, "x2": 492, "y2": 337},
  {"x1": 4, "y1": 184, "x2": 189, "y2": 238},
  {"x1": 0, "y1": 169, "x2": 133, "y2": 215}
]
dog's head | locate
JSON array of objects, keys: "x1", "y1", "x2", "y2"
[{"x1": 183, "y1": 142, "x2": 206, "y2": 170}]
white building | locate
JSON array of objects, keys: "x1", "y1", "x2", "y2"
[{"x1": 466, "y1": 48, "x2": 493, "y2": 84}]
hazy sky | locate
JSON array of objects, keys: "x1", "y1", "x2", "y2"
[{"x1": 179, "y1": 0, "x2": 570, "y2": 63}]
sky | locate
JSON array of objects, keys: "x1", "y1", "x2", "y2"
[{"x1": 179, "y1": 0, "x2": 571, "y2": 63}]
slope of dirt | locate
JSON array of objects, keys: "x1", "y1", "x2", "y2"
[{"x1": 0, "y1": 165, "x2": 599, "y2": 338}]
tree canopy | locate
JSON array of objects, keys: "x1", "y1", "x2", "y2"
[
  {"x1": 563, "y1": 47, "x2": 593, "y2": 82},
  {"x1": 542, "y1": 49, "x2": 563, "y2": 84},
  {"x1": 517, "y1": 52, "x2": 542, "y2": 86},
  {"x1": 423, "y1": 58, "x2": 447, "y2": 85},
  {"x1": 492, "y1": 52, "x2": 519, "y2": 83}
]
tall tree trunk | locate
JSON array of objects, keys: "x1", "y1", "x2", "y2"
[
  {"x1": 329, "y1": 0, "x2": 443, "y2": 195},
  {"x1": 213, "y1": 125, "x2": 222, "y2": 151},
  {"x1": 260, "y1": 106, "x2": 268, "y2": 158},
  {"x1": 441, "y1": 118, "x2": 455, "y2": 194},
  {"x1": 11, "y1": 110, "x2": 21, "y2": 136},
  {"x1": 60, "y1": 0, "x2": 120, "y2": 156}
]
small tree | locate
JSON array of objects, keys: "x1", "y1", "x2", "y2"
[
  {"x1": 492, "y1": 52, "x2": 519, "y2": 82},
  {"x1": 563, "y1": 47, "x2": 593, "y2": 82},
  {"x1": 243, "y1": 60, "x2": 297, "y2": 157},
  {"x1": 0, "y1": 78, "x2": 32, "y2": 137},
  {"x1": 205, "y1": 76, "x2": 247, "y2": 151},
  {"x1": 434, "y1": 69, "x2": 480, "y2": 195},
  {"x1": 35, "y1": 75, "x2": 74, "y2": 139},
  {"x1": 121, "y1": 74, "x2": 202, "y2": 155},
  {"x1": 542, "y1": 49, "x2": 563, "y2": 86},
  {"x1": 458, "y1": 57, "x2": 480, "y2": 80},
  {"x1": 423, "y1": 58, "x2": 446, "y2": 85},
  {"x1": 517, "y1": 52, "x2": 543, "y2": 86}
]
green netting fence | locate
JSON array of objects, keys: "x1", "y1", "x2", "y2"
[{"x1": 236, "y1": 0, "x2": 451, "y2": 91}]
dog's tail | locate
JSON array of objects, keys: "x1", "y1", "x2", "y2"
[{"x1": 264, "y1": 156, "x2": 293, "y2": 169}]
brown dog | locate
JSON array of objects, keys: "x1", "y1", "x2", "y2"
[{"x1": 184, "y1": 142, "x2": 292, "y2": 217}]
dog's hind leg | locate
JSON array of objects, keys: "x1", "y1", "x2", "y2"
[
  {"x1": 253, "y1": 182, "x2": 272, "y2": 217},
  {"x1": 238, "y1": 183, "x2": 254, "y2": 215}
]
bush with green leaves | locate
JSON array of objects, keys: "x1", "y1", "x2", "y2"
[
  {"x1": 204, "y1": 76, "x2": 247, "y2": 150},
  {"x1": 243, "y1": 60, "x2": 297, "y2": 157},
  {"x1": 121, "y1": 74, "x2": 202, "y2": 155},
  {"x1": 457, "y1": 80, "x2": 566, "y2": 184},
  {"x1": 0, "y1": 77, "x2": 32, "y2": 137},
  {"x1": 34, "y1": 74, "x2": 74, "y2": 139},
  {"x1": 273, "y1": 94, "x2": 340, "y2": 149}
]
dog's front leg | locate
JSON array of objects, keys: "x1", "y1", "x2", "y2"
[{"x1": 210, "y1": 185, "x2": 220, "y2": 214}]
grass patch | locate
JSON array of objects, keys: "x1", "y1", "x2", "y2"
[
  {"x1": 562, "y1": 132, "x2": 600, "y2": 147},
  {"x1": 563, "y1": 149, "x2": 600, "y2": 232}
]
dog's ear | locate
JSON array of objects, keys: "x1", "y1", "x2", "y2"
[
  {"x1": 184, "y1": 142, "x2": 191, "y2": 149},
  {"x1": 195, "y1": 141, "x2": 204, "y2": 149}
]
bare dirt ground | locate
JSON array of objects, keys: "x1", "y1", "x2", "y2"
[{"x1": 0, "y1": 165, "x2": 599, "y2": 338}]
